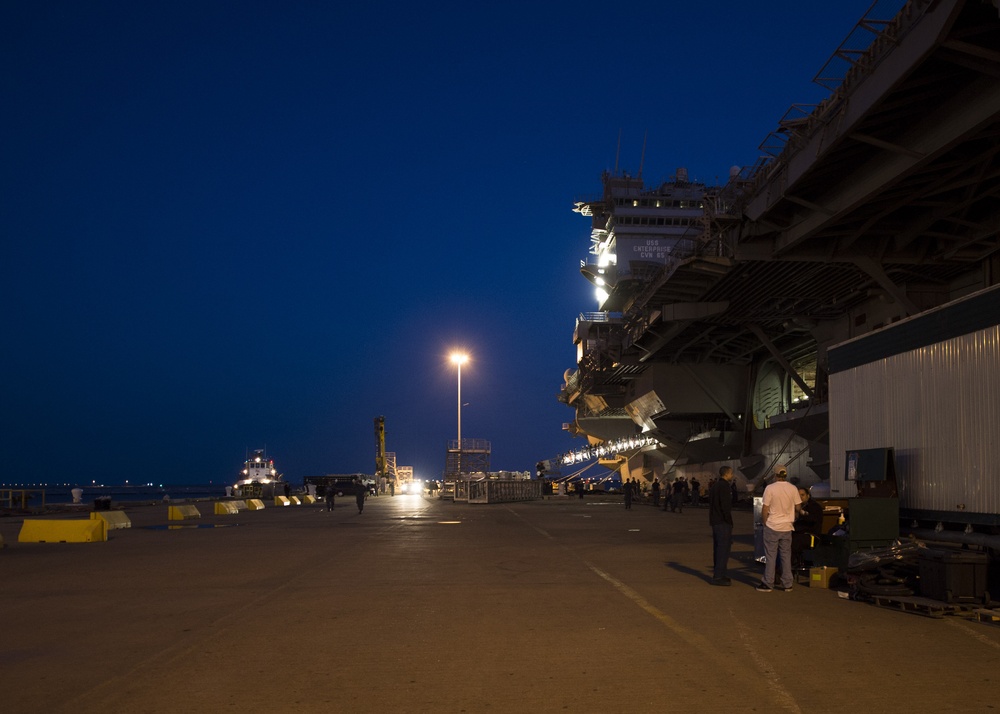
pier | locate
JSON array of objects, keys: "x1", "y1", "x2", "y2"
[{"x1": 2, "y1": 494, "x2": 998, "y2": 712}]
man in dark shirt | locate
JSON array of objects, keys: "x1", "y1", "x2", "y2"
[
  {"x1": 709, "y1": 466, "x2": 735, "y2": 585},
  {"x1": 354, "y1": 478, "x2": 367, "y2": 514},
  {"x1": 671, "y1": 478, "x2": 687, "y2": 513},
  {"x1": 793, "y1": 487, "x2": 824, "y2": 566}
]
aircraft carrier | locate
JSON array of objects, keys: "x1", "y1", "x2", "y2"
[{"x1": 558, "y1": 0, "x2": 1000, "y2": 526}]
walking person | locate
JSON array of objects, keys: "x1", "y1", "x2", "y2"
[
  {"x1": 756, "y1": 465, "x2": 802, "y2": 592},
  {"x1": 709, "y1": 466, "x2": 735, "y2": 586},
  {"x1": 355, "y1": 478, "x2": 367, "y2": 514},
  {"x1": 689, "y1": 477, "x2": 701, "y2": 507},
  {"x1": 325, "y1": 483, "x2": 336, "y2": 512}
]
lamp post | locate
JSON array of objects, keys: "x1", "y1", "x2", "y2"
[{"x1": 450, "y1": 352, "x2": 468, "y2": 475}]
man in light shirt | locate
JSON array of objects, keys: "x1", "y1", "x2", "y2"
[{"x1": 756, "y1": 465, "x2": 802, "y2": 592}]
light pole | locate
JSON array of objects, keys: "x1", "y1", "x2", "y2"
[{"x1": 450, "y1": 352, "x2": 468, "y2": 475}]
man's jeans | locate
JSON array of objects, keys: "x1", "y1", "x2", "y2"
[{"x1": 762, "y1": 526, "x2": 793, "y2": 588}]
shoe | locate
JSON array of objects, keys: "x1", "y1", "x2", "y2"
[
  {"x1": 755, "y1": 583, "x2": 773, "y2": 592},
  {"x1": 775, "y1": 585, "x2": 792, "y2": 592},
  {"x1": 710, "y1": 578, "x2": 731, "y2": 586}
]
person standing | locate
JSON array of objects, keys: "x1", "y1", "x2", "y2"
[
  {"x1": 793, "y1": 487, "x2": 824, "y2": 566},
  {"x1": 651, "y1": 478, "x2": 660, "y2": 508},
  {"x1": 671, "y1": 478, "x2": 685, "y2": 513},
  {"x1": 623, "y1": 478, "x2": 633, "y2": 509},
  {"x1": 756, "y1": 465, "x2": 802, "y2": 592},
  {"x1": 689, "y1": 477, "x2": 701, "y2": 507},
  {"x1": 325, "y1": 483, "x2": 336, "y2": 512},
  {"x1": 709, "y1": 466, "x2": 735, "y2": 586}
]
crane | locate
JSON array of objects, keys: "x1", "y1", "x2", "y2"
[{"x1": 374, "y1": 416, "x2": 387, "y2": 484}]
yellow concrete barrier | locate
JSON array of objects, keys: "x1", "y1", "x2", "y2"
[
  {"x1": 19, "y1": 518, "x2": 107, "y2": 543},
  {"x1": 289, "y1": 496, "x2": 301, "y2": 505},
  {"x1": 214, "y1": 501, "x2": 239, "y2": 515},
  {"x1": 91, "y1": 511, "x2": 132, "y2": 529},
  {"x1": 230, "y1": 500, "x2": 248, "y2": 511},
  {"x1": 246, "y1": 499, "x2": 265, "y2": 510},
  {"x1": 275, "y1": 496, "x2": 291, "y2": 507},
  {"x1": 301, "y1": 495, "x2": 316, "y2": 504},
  {"x1": 168, "y1": 505, "x2": 201, "y2": 521}
]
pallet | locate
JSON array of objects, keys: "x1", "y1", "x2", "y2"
[{"x1": 870, "y1": 594, "x2": 978, "y2": 619}]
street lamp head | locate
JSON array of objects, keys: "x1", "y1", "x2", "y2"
[{"x1": 450, "y1": 352, "x2": 469, "y2": 366}]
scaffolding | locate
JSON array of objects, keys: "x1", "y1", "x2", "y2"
[{"x1": 444, "y1": 438, "x2": 490, "y2": 478}]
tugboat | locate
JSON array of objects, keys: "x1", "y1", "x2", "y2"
[{"x1": 232, "y1": 449, "x2": 285, "y2": 498}]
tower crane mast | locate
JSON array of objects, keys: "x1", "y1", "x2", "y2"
[{"x1": 374, "y1": 416, "x2": 387, "y2": 482}]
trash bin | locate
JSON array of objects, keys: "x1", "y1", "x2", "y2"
[{"x1": 93, "y1": 496, "x2": 112, "y2": 511}]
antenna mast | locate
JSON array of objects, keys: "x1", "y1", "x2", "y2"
[
  {"x1": 638, "y1": 131, "x2": 647, "y2": 179},
  {"x1": 614, "y1": 129, "x2": 621, "y2": 174}
]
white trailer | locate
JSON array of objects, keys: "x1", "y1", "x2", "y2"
[{"x1": 828, "y1": 284, "x2": 1000, "y2": 529}]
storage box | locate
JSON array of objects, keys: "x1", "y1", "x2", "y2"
[
  {"x1": 809, "y1": 566, "x2": 837, "y2": 588},
  {"x1": 918, "y1": 548, "x2": 988, "y2": 603}
]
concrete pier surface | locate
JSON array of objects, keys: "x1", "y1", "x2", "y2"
[{"x1": 2, "y1": 495, "x2": 998, "y2": 713}]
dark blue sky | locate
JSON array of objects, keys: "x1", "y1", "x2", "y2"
[{"x1": 2, "y1": 1, "x2": 877, "y2": 486}]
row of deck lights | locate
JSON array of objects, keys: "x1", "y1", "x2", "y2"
[{"x1": 561, "y1": 435, "x2": 660, "y2": 466}]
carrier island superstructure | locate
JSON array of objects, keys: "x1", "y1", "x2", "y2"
[{"x1": 558, "y1": 0, "x2": 1000, "y2": 531}]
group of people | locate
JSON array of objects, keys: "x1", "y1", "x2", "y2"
[
  {"x1": 626, "y1": 475, "x2": 739, "y2": 512},
  {"x1": 669, "y1": 476, "x2": 706, "y2": 511},
  {"x1": 324, "y1": 478, "x2": 369, "y2": 514},
  {"x1": 709, "y1": 463, "x2": 824, "y2": 589}
]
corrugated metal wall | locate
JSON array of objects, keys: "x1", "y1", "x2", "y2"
[{"x1": 829, "y1": 325, "x2": 1000, "y2": 516}]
